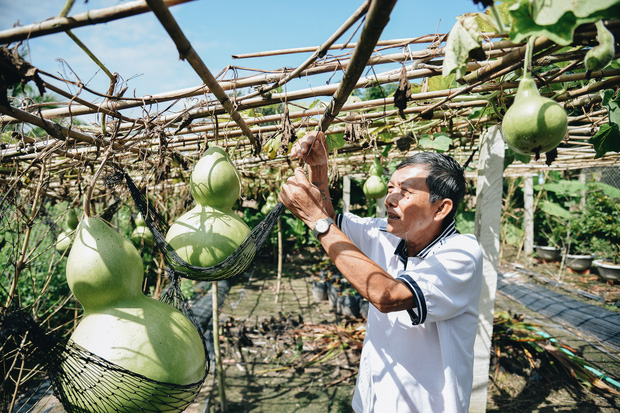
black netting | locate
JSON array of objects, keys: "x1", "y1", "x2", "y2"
[
  {"x1": 116, "y1": 167, "x2": 284, "y2": 281},
  {"x1": 2, "y1": 307, "x2": 207, "y2": 413}
]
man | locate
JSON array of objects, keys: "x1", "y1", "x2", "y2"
[{"x1": 279, "y1": 131, "x2": 483, "y2": 413}]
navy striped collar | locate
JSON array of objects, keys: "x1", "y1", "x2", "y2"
[{"x1": 395, "y1": 220, "x2": 458, "y2": 266}]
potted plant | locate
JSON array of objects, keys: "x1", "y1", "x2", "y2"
[
  {"x1": 585, "y1": 190, "x2": 620, "y2": 281},
  {"x1": 338, "y1": 288, "x2": 361, "y2": 318},
  {"x1": 563, "y1": 213, "x2": 597, "y2": 272},
  {"x1": 533, "y1": 199, "x2": 568, "y2": 262}
]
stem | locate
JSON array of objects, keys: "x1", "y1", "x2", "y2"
[
  {"x1": 524, "y1": 36, "x2": 536, "y2": 77},
  {"x1": 65, "y1": 30, "x2": 114, "y2": 79},
  {"x1": 83, "y1": 149, "x2": 113, "y2": 217},
  {"x1": 490, "y1": 4, "x2": 505, "y2": 33},
  {"x1": 6, "y1": 163, "x2": 46, "y2": 309},
  {"x1": 58, "y1": 0, "x2": 76, "y2": 18}
]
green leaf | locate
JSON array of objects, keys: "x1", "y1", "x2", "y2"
[
  {"x1": 419, "y1": 133, "x2": 452, "y2": 152},
  {"x1": 543, "y1": 180, "x2": 588, "y2": 196},
  {"x1": 539, "y1": 199, "x2": 571, "y2": 219},
  {"x1": 508, "y1": 0, "x2": 620, "y2": 46},
  {"x1": 327, "y1": 133, "x2": 346, "y2": 150},
  {"x1": 442, "y1": 16, "x2": 483, "y2": 80},
  {"x1": 601, "y1": 89, "x2": 620, "y2": 126},
  {"x1": 504, "y1": 222, "x2": 523, "y2": 246},
  {"x1": 475, "y1": 0, "x2": 516, "y2": 32},
  {"x1": 504, "y1": 146, "x2": 532, "y2": 169},
  {"x1": 589, "y1": 90, "x2": 620, "y2": 158},
  {"x1": 595, "y1": 182, "x2": 620, "y2": 199},
  {"x1": 589, "y1": 124, "x2": 620, "y2": 158},
  {"x1": 468, "y1": 106, "x2": 490, "y2": 120},
  {"x1": 429, "y1": 73, "x2": 457, "y2": 92}
]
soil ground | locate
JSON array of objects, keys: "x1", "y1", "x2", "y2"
[
  {"x1": 20, "y1": 248, "x2": 620, "y2": 412},
  {"x1": 185, "y1": 249, "x2": 620, "y2": 413}
]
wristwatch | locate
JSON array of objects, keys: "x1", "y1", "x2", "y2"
[{"x1": 312, "y1": 217, "x2": 334, "y2": 239}]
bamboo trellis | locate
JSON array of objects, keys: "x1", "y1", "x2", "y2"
[
  {"x1": 0, "y1": 2, "x2": 619, "y2": 202},
  {"x1": 2, "y1": 2, "x2": 620, "y2": 412}
]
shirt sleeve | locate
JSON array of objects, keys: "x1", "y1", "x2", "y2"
[
  {"x1": 336, "y1": 213, "x2": 386, "y2": 256},
  {"x1": 396, "y1": 234, "x2": 482, "y2": 325}
]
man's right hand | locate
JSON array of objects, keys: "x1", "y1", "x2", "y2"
[{"x1": 290, "y1": 131, "x2": 328, "y2": 167}]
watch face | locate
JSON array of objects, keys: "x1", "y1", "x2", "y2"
[{"x1": 316, "y1": 220, "x2": 329, "y2": 233}]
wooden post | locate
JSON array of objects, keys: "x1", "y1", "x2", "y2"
[
  {"x1": 471, "y1": 125, "x2": 504, "y2": 413},
  {"x1": 274, "y1": 218, "x2": 283, "y2": 303},
  {"x1": 375, "y1": 196, "x2": 386, "y2": 218},
  {"x1": 212, "y1": 282, "x2": 227, "y2": 412},
  {"x1": 523, "y1": 174, "x2": 534, "y2": 267},
  {"x1": 343, "y1": 175, "x2": 351, "y2": 214}
]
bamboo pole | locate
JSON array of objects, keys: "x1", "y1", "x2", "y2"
[
  {"x1": 3, "y1": 36, "x2": 522, "y2": 124},
  {"x1": 145, "y1": 0, "x2": 259, "y2": 153},
  {"x1": 274, "y1": 218, "x2": 283, "y2": 304},
  {"x1": 112, "y1": 66, "x2": 620, "y2": 134},
  {"x1": 231, "y1": 33, "x2": 510, "y2": 59},
  {"x1": 0, "y1": 0, "x2": 193, "y2": 44},
  {"x1": 318, "y1": 0, "x2": 398, "y2": 132},
  {"x1": 243, "y1": 0, "x2": 371, "y2": 101},
  {"x1": 212, "y1": 282, "x2": 227, "y2": 412},
  {"x1": 43, "y1": 82, "x2": 137, "y2": 123},
  {"x1": 460, "y1": 36, "x2": 555, "y2": 84}
]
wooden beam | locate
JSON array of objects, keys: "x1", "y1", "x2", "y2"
[
  {"x1": 318, "y1": 0, "x2": 398, "y2": 132},
  {"x1": 145, "y1": 0, "x2": 259, "y2": 153},
  {"x1": 0, "y1": 0, "x2": 193, "y2": 44}
]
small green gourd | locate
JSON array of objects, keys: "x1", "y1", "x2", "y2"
[
  {"x1": 131, "y1": 212, "x2": 154, "y2": 246},
  {"x1": 363, "y1": 158, "x2": 388, "y2": 199},
  {"x1": 261, "y1": 192, "x2": 278, "y2": 216},
  {"x1": 55, "y1": 208, "x2": 79, "y2": 252},
  {"x1": 166, "y1": 146, "x2": 252, "y2": 269},
  {"x1": 66, "y1": 208, "x2": 79, "y2": 231},
  {"x1": 585, "y1": 20, "x2": 616, "y2": 72},
  {"x1": 62, "y1": 216, "x2": 206, "y2": 411}
]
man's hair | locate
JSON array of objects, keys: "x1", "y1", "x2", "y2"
[{"x1": 396, "y1": 152, "x2": 466, "y2": 223}]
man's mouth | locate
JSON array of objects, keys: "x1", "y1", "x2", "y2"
[{"x1": 387, "y1": 212, "x2": 400, "y2": 220}]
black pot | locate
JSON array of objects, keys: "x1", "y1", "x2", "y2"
[
  {"x1": 564, "y1": 254, "x2": 595, "y2": 271},
  {"x1": 338, "y1": 295, "x2": 360, "y2": 318},
  {"x1": 534, "y1": 245, "x2": 561, "y2": 261},
  {"x1": 593, "y1": 259, "x2": 620, "y2": 281},
  {"x1": 312, "y1": 281, "x2": 328, "y2": 302}
]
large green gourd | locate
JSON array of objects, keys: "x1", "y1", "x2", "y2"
[
  {"x1": 166, "y1": 146, "x2": 251, "y2": 268},
  {"x1": 501, "y1": 74, "x2": 568, "y2": 156},
  {"x1": 62, "y1": 216, "x2": 206, "y2": 411}
]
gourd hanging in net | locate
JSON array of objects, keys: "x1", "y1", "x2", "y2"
[
  {"x1": 2, "y1": 276, "x2": 209, "y2": 413},
  {"x1": 1, "y1": 196, "x2": 211, "y2": 413},
  {"x1": 115, "y1": 167, "x2": 285, "y2": 281}
]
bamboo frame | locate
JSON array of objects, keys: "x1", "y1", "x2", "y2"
[
  {"x1": 145, "y1": 0, "x2": 260, "y2": 153},
  {"x1": 318, "y1": 0, "x2": 398, "y2": 132},
  {"x1": 0, "y1": 0, "x2": 193, "y2": 44}
]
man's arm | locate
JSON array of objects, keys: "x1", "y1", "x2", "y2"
[{"x1": 281, "y1": 134, "x2": 414, "y2": 313}]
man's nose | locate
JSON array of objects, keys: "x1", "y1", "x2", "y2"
[{"x1": 384, "y1": 191, "x2": 400, "y2": 206}]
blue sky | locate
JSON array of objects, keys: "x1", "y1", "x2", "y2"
[{"x1": 0, "y1": 0, "x2": 483, "y2": 103}]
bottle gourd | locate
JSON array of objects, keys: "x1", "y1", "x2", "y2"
[
  {"x1": 363, "y1": 158, "x2": 388, "y2": 200},
  {"x1": 62, "y1": 216, "x2": 206, "y2": 411},
  {"x1": 501, "y1": 74, "x2": 568, "y2": 157},
  {"x1": 131, "y1": 212, "x2": 154, "y2": 246},
  {"x1": 165, "y1": 146, "x2": 252, "y2": 269}
]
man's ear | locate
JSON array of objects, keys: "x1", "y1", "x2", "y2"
[{"x1": 433, "y1": 199, "x2": 453, "y2": 221}]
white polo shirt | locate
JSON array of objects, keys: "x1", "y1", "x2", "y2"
[{"x1": 336, "y1": 213, "x2": 483, "y2": 413}]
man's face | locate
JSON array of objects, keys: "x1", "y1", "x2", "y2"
[{"x1": 384, "y1": 165, "x2": 443, "y2": 240}]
